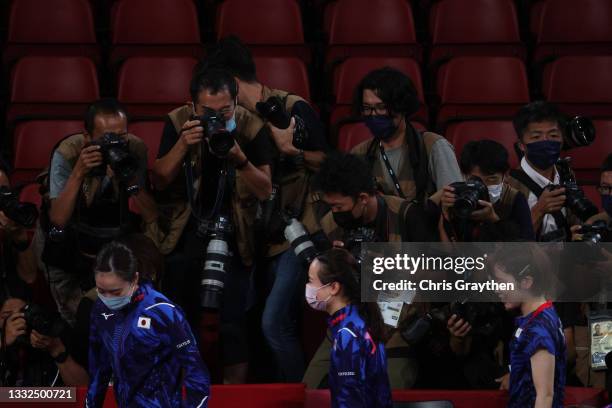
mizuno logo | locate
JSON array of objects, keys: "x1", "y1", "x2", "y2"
[{"x1": 101, "y1": 313, "x2": 114, "y2": 320}]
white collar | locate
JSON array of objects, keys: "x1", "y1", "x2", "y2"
[{"x1": 520, "y1": 157, "x2": 559, "y2": 188}]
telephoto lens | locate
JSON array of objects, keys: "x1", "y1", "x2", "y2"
[
  {"x1": 284, "y1": 218, "x2": 317, "y2": 265},
  {"x1": 200, "y1": 216, "x2": 233, "y2": 310}
]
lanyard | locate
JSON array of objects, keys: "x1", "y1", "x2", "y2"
[
  {"x1": 379, "y1": 141, "x2": 406, "y2": 199},
  {"x1": 515, "y1": 301, "x2": 553, "y2": 338}
]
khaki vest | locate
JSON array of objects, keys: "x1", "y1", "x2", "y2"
[
  {"x1": 154, "y1": 104, "x2": 266, "y2": 265},
  {"x1": 351, "y1": 130, "x2": 444, "y2": 202},
  {"x1": 493, "y1": 183, "x2": 520, "y2": 221}
]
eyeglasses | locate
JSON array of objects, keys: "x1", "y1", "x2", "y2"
[
  {"x1": 361, "y1": 103, "x2": 388, "y2": 116},
  {"x1": 598, "y1": 185, "x2": 612, "y2": 195}
]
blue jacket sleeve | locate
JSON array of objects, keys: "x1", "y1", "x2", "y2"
[
  {"x1": 168, "y1": 307, "x2": 210, "y2": 408},
  {"x1": 331, "y1": 328, "x2": 368, "y2": 408},
  {"x1": 85, "y1": 314, "x2": 112, "y2": 408}
]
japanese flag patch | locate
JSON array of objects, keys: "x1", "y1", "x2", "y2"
[{"x1": 137, "y1": 317, "x2": 151, "y2": 329}]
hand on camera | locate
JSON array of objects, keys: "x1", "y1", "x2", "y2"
[
  {"x1": 270, "y1": 117, "x2": 299, "y2": 156},
  {"x1": 447, "y1": 314, "x2": 472, "y2": 337},
  {"x1": 30, "y1": 330, "x2": 64, "y2": 356},
  {"x1": 470, "y1": 200, "x2": 500, "y2": 223},
  {"x1": 495, "y1": 373, "x2": 510, "y2": 390},
  {"x1": 180, "y1": 120, "x2": 205, "y2": 147},
  {"x1": 440, "y1": 186, "x2": 456, "y2": 219},
  {"x1": 570, "y1": 224, "x2": 584, "y2": 242},
  {"x1": 74, "y1": 145, "x2": 103, "y2": 179},
  {"x1": 4, "y1": 312, "x2": 26, "y2": 346},
  {"x1": 534, "y1": 187, "x2": 566, "y2": 215},
  {"x1": 227, "y1": 142, "x2": 246, "y2": 165}
]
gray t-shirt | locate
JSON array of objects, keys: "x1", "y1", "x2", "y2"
[{"x1": 380, "y1": 146, "x2": 409, "y2": 191}]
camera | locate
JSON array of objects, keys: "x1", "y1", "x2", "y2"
[
  {"x1": 89, "y1": 132, "x2": 139, "y2": 183},
  {"x1": 199, "y1": 215, "x2": 234, "y2": 310},
  {"x1": 0, "y1": 187, "x2": 38, "y2": 228},
  {"x1": 563, "y1": 116, "x2": 596, "y2": 150},
  {"x1": 344, "y1": 227, "x2": 377, "y2": 264},
  {"x1": 195, "y1": 108, "x2": 235, "y2": 158},
  {"x1": 21, "y1": 304, "x2": 64, "y2": 338},
  {"x1": 547, "y1": 157, "x2": 599, "y2": 222},
  {"x1": 449, "y1": 177, "x2": 490, "y2": 219},
  {"x1": 256, "y1": 96, "x2": 308, "y2": 149},
  {"x1": 577, "y1": 220, "x2": 611, "y2": 243},
  {"x1": 284, "y1": 217, "x2": 318, "y2": 265}
]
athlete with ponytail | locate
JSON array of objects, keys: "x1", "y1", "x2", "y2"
[{"x1": 305, "y1": 248, "x2": 392, "y2": 408}]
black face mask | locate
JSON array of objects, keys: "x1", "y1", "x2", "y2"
[{"x1": 332, "y1": 201, "x2": 364, "y2": 230}]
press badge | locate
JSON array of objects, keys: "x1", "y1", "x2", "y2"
[
  {"x1": 588, "y1": 310, "x2": 612, "y2": 370},
  {"x1": 378, "y1": 301, "x2": 403, "y2": 328}
]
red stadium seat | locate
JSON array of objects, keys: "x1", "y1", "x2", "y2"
[
  {"x1": 254, "y1": 57, "x2": 311, "y2": 101},
  {"x1": 542, "y1": 56, "x2": 612, "y2": 118},
  {"x1": 445, "y1": 121, "x2": 520, "y2": 169},
  {"x1": 337, "y1": 121, "x2": 426, "y2": 152},
  {"x1": 529, "y1": 0, "x2": 546, "y2": 38},
  {"x1": 3, "y1": 0, "x2": 99, "y2": 66},
  {"x1": 582, "y1": 184, "x2": 602, "y2": 211},
  {"x1": 18, "y1": 183, "x2": 43, "y2": 211},
  {"x1": 216, "y1": 0, "x2": 309, "y2": 62},
  {"x1": 117, "y1": 57, "x2": 197, "y2": 119},
  {"x1": 110, "y1": 0, "x2": 203, "y2": 65},
  {"x1": 563, "y1": 120, "x2": 612, "y2": 183},
  {"x1": 436, "y1": 57, "x2": 530, "y2": 129},
  {"x1": 8, "y1": 57, "x2": 100, "y2": 124},
  {"x1": 534, "y1": 0, "x2": 612, "y2": 63},
  {"x1": 128, "y1": 121, "x2": 165, "y2": 168},
  {"x1": 326, "y1": 0, "x2": 420, "y2": 65},
  {"x1": 12, "y1": 120, "x2": 83, "y2": 184},
  {"x1": 331, "y1": 57, "x2": 427, "y2": 125},
  {"x1": 429, "y1": 0, "x2": 525, "y2": 65}
]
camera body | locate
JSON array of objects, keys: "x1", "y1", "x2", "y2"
[
  {"x1": 21, "y1": 304, "x2": 64, "y2": 338},
  {"x1": 0, "y1": 186, "x2": 38, "y2": 227},
  {"x1": 563, "y1": 116, "x2": 596, "y2": 150},
  {"x1": 578, "y1": 220, "x2": 611, "y2": 243},
  {"x1": 344, "y1": 227, "x2": 377, "y2": 264},
  {"x1": 194, "y1": 109, "x2": 234, "y2": 158},
  {"x1": 547, "y1": 157, "x2": 599, "y2": 222},
  {"x1": 89, "y1": 132, "x2": 139, "y2": 182},
  {"x1": 449, "y1": 177, "x2": 490, "y2": 219},
  {"x1": 199, "y1": 215, "x2": 234, "y2": 310},
  {"x1": 256, "y1": 96, "x2": 308, "y2": 150}
]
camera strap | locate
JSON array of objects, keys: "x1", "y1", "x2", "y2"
[
  {"x1": 379, "y1": 141, "x2": 407, "y2": 199},
  {"x1": 509, "y1": 169, "x2": 569, "y2": 239}
]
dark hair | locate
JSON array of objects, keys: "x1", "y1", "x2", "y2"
[
  {"x1": 602, "y1": 153, "x2": 612, "y2": 173},
  {"x1": 190, "y1": 67, "x2": 238, "y2": 103},
  {"x1": 94, "y1": 241, "x2": 138, "y2": 283},
  {"x1": 490, "y1": 245, "x2": 553, "y2": 297},
  {"x1": 460, "y1": 140, "x2": 510, "y2": 175},
  {"x1": 314, "y1": 152, "x2": 377, "y2": 199},
  {"x1": 206, "y1": 35, "x2": 257, "y2": 83},
  {"x1": 352, "y1": 67, "x2": 420, "y2": 117},
  {"x1": 512, "y1": 101, "x2": 566, "y2": 141},
  {"x1": 316, "y1": 248, "x2": 385, "y2": 343},
  {"x1": 84, "y1": 98, "x2": 128, "y2": 134},
  {"x1": 116, "y1": 234, "x2": 164, "y2": 284}
]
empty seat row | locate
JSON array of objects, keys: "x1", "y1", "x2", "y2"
[
  {"x1": 6, "y1": 55, "x2": 612, "y2": 130},
  {"x1": 4, "y1": 0, "x2": 612, "y2": 67}
]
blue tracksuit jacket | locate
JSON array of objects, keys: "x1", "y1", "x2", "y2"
[
  {"x1": 328, "y1": 304, "x2": 392, "y2": 408},
  {"x1": 85, "y1": 282, "x2": 210, "y2": 408}
]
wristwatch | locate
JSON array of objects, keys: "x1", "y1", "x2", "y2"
[{"x1": 53, "y1": 351, "x2": 69, "y2": 364}]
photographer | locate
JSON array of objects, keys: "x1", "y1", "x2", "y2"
[
  {"x1": 572, "y1": 154, "x2": 612, "y2": 238},
  {"x1": 351, "y1": 67, "x2": 462, "y2": 201},
  {"x1": 152, "y1": 67, "x2": 273, "y2": 383},
  {"x1": 303, "y1": 153, "x2": 439, "y2": 390},
  {"x1": 206, "y1": 36, "x2": 329, "y2": 381},
  {"x1": 506, "y1": 101, "x2": 582, "y2": 242},
  {"x1": 42, "y1": 99, "x2": 155, "y2": 325},
  {"x1": 438, "y1": 140, "x2": 535, "y2": 242}
]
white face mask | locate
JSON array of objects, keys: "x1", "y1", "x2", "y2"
[{"x1": 488, "y1": 183, "x2": 503, "y2": 204}]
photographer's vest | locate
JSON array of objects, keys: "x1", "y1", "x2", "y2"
[
  {"x1": 54, "y1": 133, "x2": 147, "y2": 252},
  {"x1": 505, "y1": 166, "x2": 578, "y2": 240},
  {"x1": 155, "y1": 105, "x2": 264, "y2": 265},
  {"x1": 493, "y1": 184, "x2": 520, "y2": 221},
  {"x1": 256, "y1": 86, "x2": 321, "y2": 258},
  {"x1": 351, "y1": 129, "x2": 444, "y2": 203}
]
